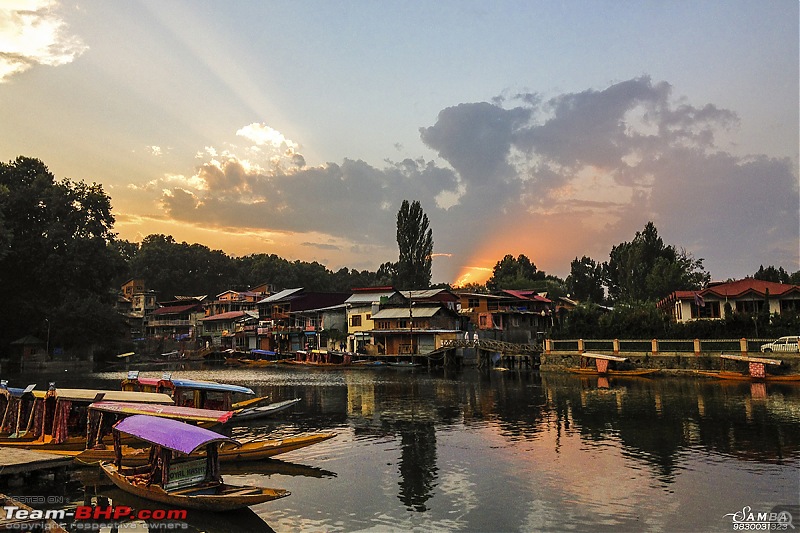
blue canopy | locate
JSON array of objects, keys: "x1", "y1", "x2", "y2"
[
  {"x1": 113, "y1": 415, "x2": 239, "y2": 455},
  {"x1": 169, "y1": 378, "x2": 254, "y2": 396}
]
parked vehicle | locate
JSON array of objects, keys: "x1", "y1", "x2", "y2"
[{"x1": 760, "y1": 336, "x2": 800, "y2": 353}]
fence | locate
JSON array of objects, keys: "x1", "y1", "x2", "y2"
[{"x1": 546, "y1": 338, "x2": 778, "y2": 355}]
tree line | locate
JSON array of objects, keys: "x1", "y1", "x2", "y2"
[{"x1": 1, "y1": 156, "x2": 797, "y2": 356}]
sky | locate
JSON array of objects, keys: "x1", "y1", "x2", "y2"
[{"x1": 1, "y1": 0, "x2": 798, "y2": 287}]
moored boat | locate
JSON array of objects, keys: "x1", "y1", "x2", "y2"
[
  {"x1": 696, "y1": 354, "x2": 800, "y2": 382},
  {"x1": 100, "y1": 415, "x2": 290, "y2": 511},
  {"x1": 567, "y1": 352, "x2": 661, "y2": 377},
  {"x1": 121, "y1": 371, "x2": 267, "y2": 411}
]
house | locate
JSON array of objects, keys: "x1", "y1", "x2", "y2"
[
  {"x1": 199, "y1": 310, "x2": 259, "y2": 350},
  {"x1": 658, "y1": 279, "x2": 800, "y2": 323},
  {"x1": 345, "y1": 287, "x2": 406, "y2": 353},
  {"x1": 256, "y1": 288, "x2": 350, "y2": 352},
  {"x1": 145, "y1": 298, "x2": 206, "y2": 340},
  {"x1": 456, "y1": 290, "x2": 552, "y2": 345},
  {"x1": 370, "y1": 304, "x2": 461, "y2": 356},
  {"x1": 205, "y1": 289, "x2": 265, "y2": 317}
]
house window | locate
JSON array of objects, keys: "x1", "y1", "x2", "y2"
[
  {"x1": 735, "y1": 301, "x2": 764, "y2": 314},
  {"x1": 691, "y1": 301, "x2": 721, "y2": 319},
  {"x1": 375, "y1": 320, "x2": 390, "y2": 329},
  {"x1": 468, "y1": 298, "x2": 479, "y2": 308},
  {"x1": 780, "y1": 300, "x2": 800, "y2": 313},
  {"x1": 398, "y1": 320, "x2": 407, "y2": 328},
  {"x1": 479, "y1": 316, "x2": 487, "y2": 327},
  {"x1": 487, "y1": 301, "x2": 499, "y2": 311},
  {"x1": 511, "y1": 316, "x2": 520, "y2": 327},
  {"x1": 350, "y1": 315, "x2": 362, "y2": 327}
]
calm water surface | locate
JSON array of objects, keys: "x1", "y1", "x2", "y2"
[{"x1": 14, "y1": 365, "x2": 800, "y2": 532}]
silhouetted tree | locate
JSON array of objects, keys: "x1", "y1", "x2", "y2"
[{"x1": 395, "y1": 200, "x2": 433, "y2": 289}]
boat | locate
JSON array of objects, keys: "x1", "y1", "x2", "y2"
[
  {"x1": 69, "y1": 400, "x2": 334, "y2": 466},
  {"x1": 0, "y1": 383, "x2": 44, "y2": 441},
  {"x1": 387, "y1": 361, "x2": 422, "y2": 368},
  {"x1": 567, "y1": 352, "x2": 661, "y2": 377},
  {"x1": 696, "y1": 354, "x2": 800, "y2": 382},
  {"x1": 100, "y1": 415, "x2": 290, "y2": 511},
  {"x1": 233, "y1": 397, "x2": 302, "y2": 421},
  {"x1": 0, "y1": 386, "x2": 173, "y2": 450},
  {"x1": 121, "y1": 371, "x2": 270, "y2": 412}
]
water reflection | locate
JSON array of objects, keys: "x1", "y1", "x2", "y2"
[{"x1": 10, "y1": 366, "x2": 800, "y2": 531}]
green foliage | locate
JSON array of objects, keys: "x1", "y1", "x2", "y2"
[
  {"x1": 605, "y1": 222, "x2": 709, "y2": 304},
  {"x1": 754, "y1": 265, "x2": 795, "y2": 284},
  {"x1": 395, "y1": 200, "x2": 433, "y2": 289},
  {"x1": 486, "y1": 254, "x2": 545, "y2": 290},
  {"x1": 566, "y1": 256, "x2": 605, "y2": 303},
  {"x1": 0, "y1": 156, "x2": 122, "y2": 351}
]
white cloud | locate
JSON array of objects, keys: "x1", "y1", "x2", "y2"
[{"x1": 0, "y1": 0, "x2": 87, "y2": 82}]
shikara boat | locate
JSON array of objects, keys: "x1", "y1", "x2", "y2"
[
  {"x1": 0, "y1": 387, "x2": 173, "y2": 451},
  {"x1": 697, "y1": 354, "x2": 800, "y2": 382},
  {"x1": 100, "y1": 415, "x2": 290, "y2": 511},
  {"x1": 70, "y1": 401, "x2": 335, "y2": 466},
  {"x1": 233, "y1": 397, "x2": 302, "y2": 421},
  {"x1": 0, "y1": 383, "x2": 44, "y2": 441},
  {"x1": 121, "y1": 371, "x2": 270, "y2": 412},
  {"x1": 567, "y1": 352, "x2": 661, "y2": 377}
]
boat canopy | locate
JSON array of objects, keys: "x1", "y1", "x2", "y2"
[
  {"x1": 250, "y1": 349, "x2": 276, "y2": 356},
  {"x1": 721, "y1": 354, "x2": 782, "y2": 366},
  {"x1": 51, "y1": 389, "x2": 173, "y2": 404},
  {"x1": 170, "y1": 379, "x2": 254, "y2": 396},
  {"x1": 113, "y1": 415, "x2": 240, "y2": 455},
  {"x1": 580, "y1": 352, "x2": 629, "y2": 363},
  {"x1": 89, "y1": 401, "x2": 234, "y2": 423}
]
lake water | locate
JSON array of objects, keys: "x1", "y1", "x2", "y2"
[{"x1": 9, "y1": 365, "x2": 800, "y2": 532}]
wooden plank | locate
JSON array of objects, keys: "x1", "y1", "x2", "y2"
[
  {"x1": 0, "y1": 447, "x2": 73, "y2": 475},
  {"x1": 581, "y1": 352, "x2": 629, "y2": 362},
  {"x1": 721, "y1": 354, "x2": 782, "y2": 365}
]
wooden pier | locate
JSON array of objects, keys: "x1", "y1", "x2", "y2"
[
  {"x1": 439, "y1": 339, "x2": 542, "y2": 369},
  {"x1": 0, "y1": 447, "x2": 73, "y2": 485}
]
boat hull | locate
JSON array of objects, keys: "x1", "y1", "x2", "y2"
[
  {"x1": 75, "y1": 433, "x2": 337, "y2": 466},
  {"x1": 100, "y1": 463, "x2": 289, "y2": 511},
  {"x1": 696, "y1": 371, "x2": 800, "y2": 382},
  {"x1": 567, "y1": 368, "x2": 661, "y2": 377},
  {"x1": 233, "y1": 398, "x2": 302, "y2": 421}
]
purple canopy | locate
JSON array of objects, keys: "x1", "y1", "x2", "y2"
[{"x1": 113, "y1": 415, "x2": 240, "y2": 455}]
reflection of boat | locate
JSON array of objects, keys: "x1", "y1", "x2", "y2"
[
  {"x1": 567, "y1": 352, "x2": 660, "y2": 377},
  {"x1": 221, "y1": 458, "x2": 337, "y2": 478},
  {"x1": 387, "y1": 361, "x2": 422, "y2": 368},
  {"x1": 697, "y1": 354, "x2": 800, "y2": 382},
  {"x1": 101, "y1": 415, "x2": 291, "y2": 511}
]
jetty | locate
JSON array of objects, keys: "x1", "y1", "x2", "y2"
[{"x1": 0, "y1": 447, "x2": 73, "y2": 486}]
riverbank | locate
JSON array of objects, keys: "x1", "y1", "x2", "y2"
[{"x1": 541, "y1": 351, "x2": 800, "y2": 373}]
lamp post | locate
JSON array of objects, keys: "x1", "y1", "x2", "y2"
[
  {"x1": 45, "y1": 318, "x2": 50, "y2": 357},
  {"x1": 409, "y1": 300, "x2": 415, "y2": 358}
]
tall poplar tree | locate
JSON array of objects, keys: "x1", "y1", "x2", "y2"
[{"x1": 395, "y1": 200, "x2": 433, "y2": 289}]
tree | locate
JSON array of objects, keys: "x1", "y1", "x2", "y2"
[
  {"x1": 566, "y1": 256, "x2": 605, "y2": 303},
  {"x1": 0, "y1": 156, "x2": 123, "y2": 352},
  {"x1": 486, "y1": 254, "x2": 544, "y2": 290},
  {"x1": 605, "y1": 222, "x2": 709, "y2": 303},
  {"x1": 754, "y1": 265, "x2": 791, "y2": 284},
  {"x1": 395, "y1": 200, "x2": 433, "y2": 289}
]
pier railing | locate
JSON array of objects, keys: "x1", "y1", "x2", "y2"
[{"x1": 546, "y1": 338, "x2": 780, "y2": 355}]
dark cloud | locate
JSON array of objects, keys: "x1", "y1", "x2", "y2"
[{"x1": 157, "y1": 76, "x2": 797, "y2": 280}]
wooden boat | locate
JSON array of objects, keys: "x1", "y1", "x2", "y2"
[
  {"x1": 70, "y1": 400, "x2": 334, "y2": 466},
  {"x1": 0, "y1": 387, "x2": 173, "y2": 450},
  {"x1": 121, "y1": 371, "x2": 270, "y2": 412},
  {"x1": 387, "y1": 361, "x2": 422, "y2": 368},
  {"x1": 567, "y1": 353, "x2": 661, "y2": 377},
  {"x1": 697, "y1": 354, "x2": 800, "y2": 382},
  {"x1": 233, "y1": 397, "x2": 302, "y2": 421},
  {"x1": 0, "y1": 384, "x2": 44, "y2": 441},
  {"x1": 100, "y1": 415, "x2": 290, "y2": 511}
]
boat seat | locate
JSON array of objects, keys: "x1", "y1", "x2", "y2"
[{"x1": 220, "y1": 487, "x2": 263, "y2": 496}]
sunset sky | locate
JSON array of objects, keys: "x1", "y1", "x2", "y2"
[{"x1": 2, "y1": 1, "x2": 798, "y2": 286}]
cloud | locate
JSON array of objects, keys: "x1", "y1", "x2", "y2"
[
  {"x1": 136, "y1": 76, "x2": 797, "y2": 282},
  {"x1": 0, "y1": 1, "x2": 87, "y2": 82}
]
